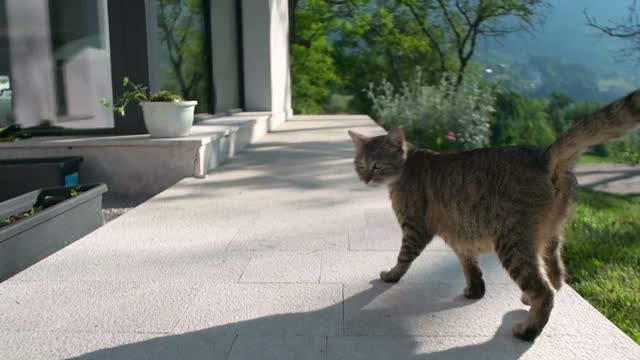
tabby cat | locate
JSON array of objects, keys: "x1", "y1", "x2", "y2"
[{"x1": 348, "y1": 89, "x2": 640, "y2": 341}]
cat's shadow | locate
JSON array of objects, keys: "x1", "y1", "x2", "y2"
[
  {"x1": 412, "y1": 310, "x2": 532, "y2": 359},
  {"x1": 71, "y1": 280, "x2": 533, "y2": 360}
]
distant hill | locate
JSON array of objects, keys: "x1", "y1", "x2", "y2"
[{"x1": 477, "y1": 0, "x2": 640, "y2": 102}]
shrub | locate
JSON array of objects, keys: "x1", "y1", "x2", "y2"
[
  {"x1": 490, "y1": 90, "x2": 555, "y2": 148},
  {"x1": 604, "y1": 132, "x2": 640, "y2": 164},
  {"x1": 365, "y1": 70, "x2": 494, "y2": 150}
]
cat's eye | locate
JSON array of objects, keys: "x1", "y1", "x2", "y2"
[{"x1": 372, "y1": 163, "x2": 383, "y2": 170}]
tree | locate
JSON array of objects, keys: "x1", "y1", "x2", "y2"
[
  {"x1": 288, "y1": 0, "x2": 355, "y2": 113},
  {"x1": 399, "y1": 0, "x2": 548, "y2": 88},
  {"x1": 586, "y1": 0, "x2": 640, "y2": 63},
  {"x1": 490, "y1": 90, "x2": 555, "y2": 147},
  {"x1": 156, "y1": 0, "x2": 209, "y2": 112},
  {"x1": 333, "y1": 1, "x2": 445, "y2": 113},
  {"x1": 545, "y1": 92, "x2": 573, "y2": 134},
  {"x1": 288, "y1": 0, "x2": 363, "y2": 52}
]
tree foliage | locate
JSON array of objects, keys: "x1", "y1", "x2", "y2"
[
  {"x1": 333, "y1": 1, "x2": 444, "y2": 113},
  {"x1": 290, "y1": 0, "x2": 548, "y2": 113},
  {"x1": 398, "y1": 0, "x2": 548, "y2": 87},
  {"x1": 489, "y1": 89, "x2": 554, "y2": 147},
  {"x1": 288, "y1": 0, "x2": 638, "y2": 162},
  {"x1": 156, "y1": 0, "x2": 209, "y2": 112},
  {"x1": 586, "y1": 0, "x2": 640, "y2": 63}
]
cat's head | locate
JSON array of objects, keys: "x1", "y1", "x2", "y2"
[{"x1": 347, "y1": 128, "x2": 407, "y2": 187}]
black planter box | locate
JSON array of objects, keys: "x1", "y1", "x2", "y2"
[
  {"x1": 0, "y1": 157, "x2": 83, "y2": 202},
  {"x1": 0, "y1": 184, "x2": 107, "y2": 282}
]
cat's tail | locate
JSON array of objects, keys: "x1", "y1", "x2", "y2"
[{"x1": 546, "y1": 89, "x2": 640, "y2": 177}]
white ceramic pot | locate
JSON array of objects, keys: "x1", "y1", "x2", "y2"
[{"x1": 140, "y1": 101, "x2": 197, "y2": 138}]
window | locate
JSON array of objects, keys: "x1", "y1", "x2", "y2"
[
  {"x1": 48, "y1": 0, "x2": 113, "y2": 128},
  {"x1": 0, "y1": 0, "x2": 113, "y2": 129},
  {"x1": 155, "y1": 0, "x2": 211, "y2": 114}
]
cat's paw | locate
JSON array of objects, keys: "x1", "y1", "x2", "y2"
[
  {"x1": 512, "y1": 322, "x2": 541, "y2": 342},
  {"x1": 463, "y1": 279, "x2": 485, "y2": 299},
  {"x1": 520, "y1": 293, "x2": 531, "y2": 306},
  {"x1": 380, "y1": 270, "x2": 401, "y2": 283}
]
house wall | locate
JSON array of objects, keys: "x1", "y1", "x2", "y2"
[{"x1": 1, "y1": 0, "x2": 292, "y2": 132}]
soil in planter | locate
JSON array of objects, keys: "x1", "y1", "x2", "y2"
[
  {"x1": 0, "y1": 187, "x2": 83, "y2": 229},
  {"x1": 0, "y1": 206, "x2": 42, "y2": 229}
]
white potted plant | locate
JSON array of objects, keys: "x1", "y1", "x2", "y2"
[{"x1": 100, "y1": 77, "x2": 197, "y2": 138}]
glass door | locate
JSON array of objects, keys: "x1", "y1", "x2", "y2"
[
  {"x1": 2, "y1": 0, "x2": 113, "y2": 129},
  {"x1": 48, "y1": 0, "x2": 113, "y2": 128}
]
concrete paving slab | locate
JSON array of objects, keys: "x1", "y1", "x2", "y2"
[
  {"x1": 321, "y1": 251, "x2": 511, "y2": 284},
  {"x1": 228, "y1": 336, "x2": 327, "y2": 360},
  {"x1": 0, "y1": 331, "x2": 235, "y2": 360},
  {"x1": 327, "y1": 333, "x2": 640, "y2": 360},
  {"x1": 348, "y1": 225, "x2": 452, "y2": 251},
  {"x1": 0, "y1": 281, "x2": 199, "y2": 333},
  {"x1": 11, "y1": 248, "x2": 253, "y2": 283},
  {"x1": 576, "y1": 163, "x2": 640, "y2": 194},
  {"x1": 228, "y1": 214, "x2": 352, "y2": 250},
  {"x1": 343, "y1": 281, "x2": 633, "y2": 338},
  {"x1": 173, "y1": 283, "x2": 343, "y2": 335},
  {"x1": 240, "y1": 251, "x2": 323, "y2": 283}
]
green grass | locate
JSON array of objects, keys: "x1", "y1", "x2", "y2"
[
  {"x1": 564, "y1": 189, "x2": 640, "y2": 343},
  {"x1": 575, "y1": 153, "x2": 638, "y2": 164},
  {"x1": 576, "y1": 154, "x2": 617, "y2": 164}
]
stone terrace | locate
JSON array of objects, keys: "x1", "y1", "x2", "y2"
[{"x1": 0, "y1": 116, "x2": 638, "y2": 359}]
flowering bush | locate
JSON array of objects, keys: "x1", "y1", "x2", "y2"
[{"x1": 365, "y1": 69, "x2": 494, "y2": 150}]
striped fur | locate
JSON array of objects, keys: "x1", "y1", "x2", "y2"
[{"x1": 348, "y1": 89, "x2": 640, "y2": 342}]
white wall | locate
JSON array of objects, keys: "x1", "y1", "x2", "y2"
[
  {"x1": 241, "y1": 0, "x2": 292, "y2": 130},
  {"x1": 269, "y1": 0, "x2": 292, "y2": 124}
]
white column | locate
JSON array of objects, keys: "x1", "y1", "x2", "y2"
[{"x1": 241, "y1": 0, "x2": 292, "y2": 130}]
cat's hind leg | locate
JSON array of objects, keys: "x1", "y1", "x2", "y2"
[
  {"x1": 544, "y1": 234, "x2": 565, "y2": 290},
  {"x1": 380, "y1": 222, "x2": 432, "y2": 283},
  {"x1": 454, "y1": 251, "x2": 485, "y2": 299},
  {"x1": 496, "y1": 232, "x2": 555, "y2": 342}
]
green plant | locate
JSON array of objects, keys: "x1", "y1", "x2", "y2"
[
  {"x1": 622, "y1": 150, "x2": 640, "y2": 164},
  {"x1": 150, "y1": 90, "x2": 182, "y2": 102},
  {"x1": 490, "y1": 90, "x2": 555, "y2": 147},
  {"x1": 0, "y1": 206, "x2": 42, "y2": 229},
  {"x1": 366, "y1": 69, "x2": 494, "y2": 150},
  {"x1": 100, "y1": 77, "x2": 183, "y2": 116}
]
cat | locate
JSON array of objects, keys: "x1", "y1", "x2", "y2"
[{"x1": 347, "y1": 89, "x2": 640, "y2": 341}]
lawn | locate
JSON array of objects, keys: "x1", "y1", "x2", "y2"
[
  {"x1": 576, "y1": 154, "x2": 618, "y2": 164},
  {"x1": 564, "y1": 189, "x2": 640, "y2": 343},
  {"x1": 576, "y1": 153, "x2": 638, "y2": 164}
]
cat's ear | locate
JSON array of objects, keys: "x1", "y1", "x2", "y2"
[
  {"x1": 387, "y1": 127, "x2": 405, "y2": 148},
  {"x1": 348, "y1": 130, "x2": 369, "y2": 149}
]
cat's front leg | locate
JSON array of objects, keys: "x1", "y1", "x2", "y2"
[{"x1": 380, "y1": 223, "x2": 432, "y2": 283}]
